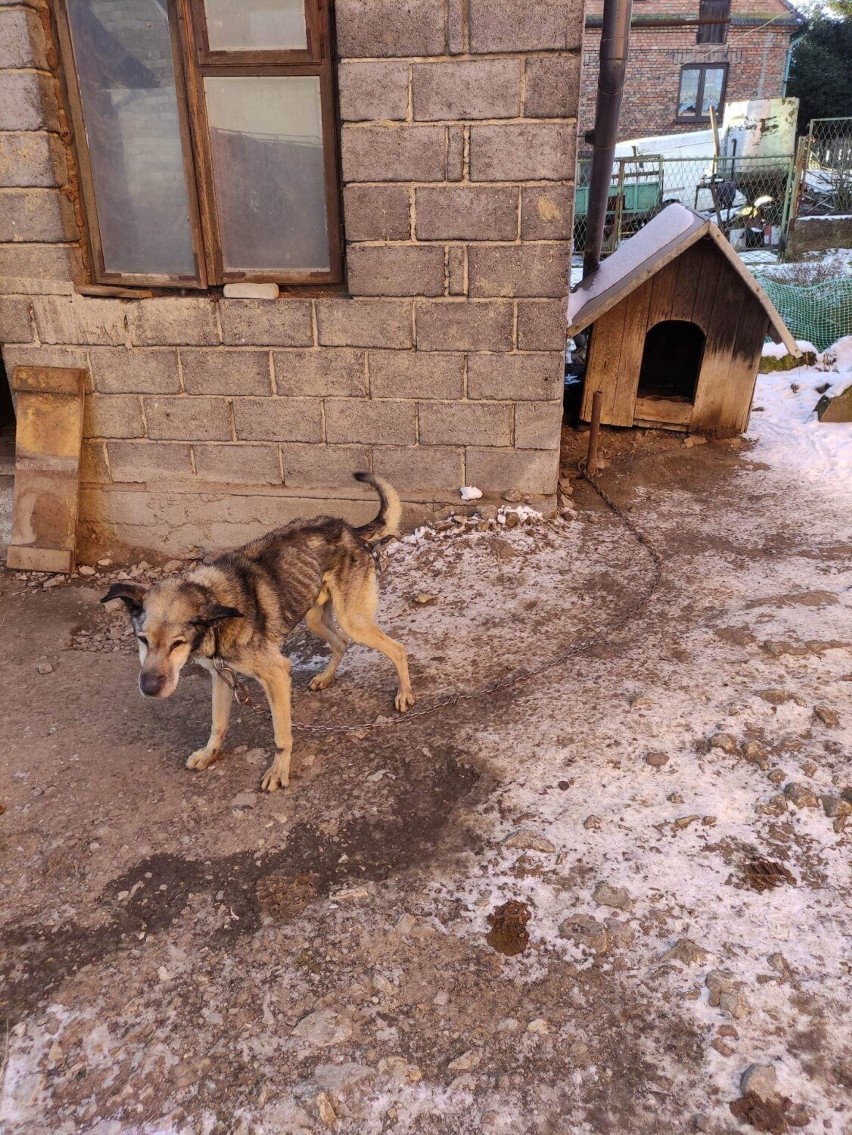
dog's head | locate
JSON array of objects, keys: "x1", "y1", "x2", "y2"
[{"x1": 101, "y1": 580, "x2": 242, "y2": 698}]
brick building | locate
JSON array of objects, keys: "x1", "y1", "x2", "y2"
[
  {"x1": 580, "y1": 0, "x2": 803, "y2": 142},
  {"x1": 0, "y1": 0, "x2": 583, "y2": 559}
]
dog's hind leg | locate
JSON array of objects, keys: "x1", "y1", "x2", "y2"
[
  {"x1": 329, "y1": 575, "x2": 414, "y2": 713},
  {"x1": 305, "y1": 597, "x2": 349, "y2": 691},
  {"x1": 186, "y1": 660, "x2": 233, "y2": 770}
]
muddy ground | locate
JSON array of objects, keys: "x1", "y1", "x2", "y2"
[{"x1": 1, "y1": 429, "x2": 850, "y2": 1135}]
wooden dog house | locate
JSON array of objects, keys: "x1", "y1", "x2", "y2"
[{"x1": 568, "y1": 204, "x2": 799, "y2": 436}]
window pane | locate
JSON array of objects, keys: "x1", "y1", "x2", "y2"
[
  {"x1": 203, "y1": 0, "x2": 307, "y2": 50},
  {"x1": 204, "y1": 76, "x2": 330, "y2": 273},
  {"x1": 702, "y1": 68, "x2": 725, "y2": 116},
  {"x1": 678, "y1": 69, "x2": 700, "y2": 117},
  {"x1": 65, "y1": 0, "x2": 196, "y2": 277}
]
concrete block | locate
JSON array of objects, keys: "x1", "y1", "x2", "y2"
[
  {"x1": 0, "y1": 72, "x2": 57, "y2": 131},
  {"x1": 316, "y1": 299, "x2": 412, "y2": 348},
  {"x1": 465, "y1": 446, "x2": 559, "y2": 495},
  {"x1": 193, "y1": 443, "x2": 281, "y2": 485},
  {"x1": 517, "y1": 300, "x2": 568, "y2": 350},
  {"x1": 222, "y1": 283, "x2": 279, "y2": 299},
  {"x1": 325, "y1": 398, "x2": 417, "y2": 445},
  {"x1": 233, "y1": 397, "x2": 323, "y2": 442},
  {"x1": 447, "y1": 125, "x2": 465, "y2": 181},
  {"x1": 32, "y1": 294, "x2": 127, "y2": 346},
  {"x1": 0, "y1": 295, "x2": 31, "y2": 343},
  {"x1": 84, "y1": 394, "x2": 144, "y2": 440},
  {"x1": 369, "y1": 350, "x2": 465, "y2": 400},
  {"x1": 469, "y1": 0, "x2": 584, "y2": 52},
  {"x1": 448, "y1": 247, "x2": 466, "y2": 296},
  {"x1": 521, "y1": 186, "x2": 573, "y2": 239},
  {"x1": 0, "y1": 131, "x2": 62, "y2": 187},
  {"x1": 412, "y1": 59, "x2": 521, "y2": 120},
  {"x1": 80, "y1": 439, "x2": 109, "y2": 484},
  {"x1": 282, "y1": 443, "x2": 371, "y2": 489},
  {"x1": 514, "y1": 400, "x2": 564, "y2": 449},
  {"x1": 347, "y1": 245, "x2": 445, "y2": 297},
  {"x1": 2, "y1": 344, "x2": 88, "y2": 376},
  {"x1": 448, "y1": 0, "x2": 467, "y2": 53},
  {"x1": 338, "y1": 61, "x2": 410, "y2": 122},
  {"x1": 372, "y1": 444, "x2": 464, "y2": 490},
  {"x1": 218, "y1": 299, "x2": 312, "y2": 347},
  {"x1": 415, "y1": 186, "x2": 519, "y2": 241},
  {"x1": 470, "y1": 123, "x2": 576, "y2": 181},
  {"x1": 419, "y1": 401, "x2": 512, "y2": 446},
  {"x1": 343, "y1": 184, "x2": 411, "y2": 242},
  {"x1": 335, "y1": 0, "x2": 446, "y2": 57},
  {"x1": 274, "y1": 348, "x2": 367, "y2": 397},
  {"x1": 467, "y1": 352, "x2": 564, "y2": 401},
  {"x1": 88, "y1": 348, "x2": 181, "y2": 395},
  {"x1": 468, "y1": 244, "x2": 571, "y2": 298},
  {"x1": 180, "y1": 349, "x2": 272, "y2": 396},
  {"x1": 143, "y1": 396, "x2": 231, "y2": 441},
  {"x1": 0, "y1": 188, "x2": 75, "y2": 242},
  {"x1": 524, "y1": 53, "x2": 582, "y2": 118},
  {"x1": 107, "y1": 441, "x2": 194, "y2": 483},
  {"x1": 128, "y1": 298, "x2": 219, "y2": 346},
  {"x1": 0, "y1": 244, "x2": 80, "y2": 294},
  {"x1": 0, "y1": 7, "x2": 48, "y2": 69},
  {"x1": 415, "y1": 300, "x2": 514, "y2": 351},
  {"x1": 341, "y1": 125, "x2": 447, "y2": 183}
]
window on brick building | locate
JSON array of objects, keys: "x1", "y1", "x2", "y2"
[
  {"x1": 54, "y1": 0, "x2": 342, "y2": 289},
  {"x1": 697, "y1": 0, "x2": 730, "y2": 45},
  {"x1": 677, "y1": 64, "x2": 727, "y2": 121}
]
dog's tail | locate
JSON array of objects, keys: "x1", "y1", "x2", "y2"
[{"x1": 353, "y1": 472, "x2": 402, "y2": 543}]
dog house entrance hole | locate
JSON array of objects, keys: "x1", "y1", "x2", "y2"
[{"x1": 637, "y1": 320, "x2": 705, "y2": 402}]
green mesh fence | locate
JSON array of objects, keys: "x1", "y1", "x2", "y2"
[{"x1": 755, "y1": 274, "x2": 852, "y2": 352}]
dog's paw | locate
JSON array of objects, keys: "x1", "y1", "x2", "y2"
[
  {"x1": 186, "y1": 747, "x2": 217, "y2": 770},
  {"x1": 260, "y1": 764, "x2": 289, "y2": 793},
  {"x1": 308, "y1": 673, "x2": 334, "y2": 692},
  {"x1": 395, "y1": 689, "x2": 415, "y2": 713}
]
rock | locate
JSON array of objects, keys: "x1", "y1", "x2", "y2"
[
  {"x1": 645, "y1": 751, "x2": 669, "y2": 767},
  {"x1": 292, "y1": 1009, "x2": 352, "y2": 1047},
  {"x1": 767, "y1": 953, "x2": 794, "y2": 980},
  {"x1": 377, "y1": 1056, "x2": 421, "y2": 1084},
  {"x1": 605, "y1": 918, "x2": 635, "y2": 948},
  {"x1": 526, "y1": 1018, "x2": 549, "y2": 1034},
  {"x1": 630, "y1": 696, "x2": 653, "y2": 710},
  {"x1": 711, "y1": 1038, "x2": 734, "y2": 1056},
  {"x1": 767, "y1": 769, "x2": 786, "y2": 785},
  {"x1": 674, "y1": 814, "x2": 702, "y2": 829},
  {"x1": 449, "y1": 1073, "x2": 476, "y2": 1091},
  {"x1": 97, "y1": 558, "x2": 112, "y2": 567},
  {"x1": 706, "y1": 970, "x2": 748, "y2": 1018},
  {"x1": 783, "y1": 783, "x2": 819, "y2": 809},
  {"x1": 583, "y1": 815, "x2": 603, "y2": 830},
  {"x1": 813, "y1": 705, "x2": 839, "y2": 728},
  {"x1": 740, "y1": 1063, "x2": 777, "y2": 1100},
  {"x1": 157, "y1": 966, "x2": 171, "y2": 982},
  {"x1": 313, "y1": 1063, "x2": 373, "y2": 1095},
  {"x1": 36, "y1": 662, "x2": 54, "y2": 675},
  {"x1": 501, "y1": 828, "x2": 556, "y2": 854},
  {"x1": 497, "y1": 1018, "x2": 519, "y2": 1032},
  {"x1": 821, "y1": 795, "x2": 852, "y2": 818},
  {"x1": 314, "y1": 1091, "x2": 336, "y2": 1126},
  {"x1": 592, "y1": 882, "x2": 633, "y2": 911},
  {"x1": 78, "y1": 565, "x2": 96, "y2": 577},
  {"x1": 742, "y1": 741, "x2": 769, "y2": 766},
  {"x1": 394, "y1": 913, "x2": 418, "y2": 937},
  {"x1": 757, "y1": 689, "x2": 804, "y2": 706},
  {"x1": 759, "y1": 794, "x2": 788, "y2": 817},
  {"x1": 162, "y1": 559, "x2": 184, "y2": 574},
  {"x1": 815, "y1": 382, "x2": 852, "y2": 422},
  {"x1": 709, "y1": 733, "x2": 738, "y2": 754},
  {"x1": 231, "y1": 791, "x2": 256, "y2": 810},
  {"x1": 661, "y1": 938, "x2": 707, "y2": 965},
  {"x1": 223, "y1": 282, "x2": 279, "y2": 300},
  {"x1": 559, "y1": 915, "x2": 608, "y2": 953},
  {"x1": 502, "y1": 489, "x2": 523, "y2": 503},
  {"x1": 448, "y1": 1049, "x2": 480, "y2": 1072},
  {"x1": 412, "y1": 593, "x2": 437, "y2": 605},
  {"x1": 787, "y1": 1102, "x2": 811, "y2": 1128}
]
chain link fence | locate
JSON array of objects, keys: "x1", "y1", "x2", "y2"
[
  {"x1": 573, "y1": 152, "x2": 796, "y2": 277},
  {"x1": 793, "y1": 116, "x2": 852, "y2": 218}
]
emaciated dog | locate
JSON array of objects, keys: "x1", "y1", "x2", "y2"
[{"x1": 101, "y1": 473, "x2": 414, "y2": 792}]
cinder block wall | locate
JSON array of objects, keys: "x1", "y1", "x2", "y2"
[
  {"x1": 0, "y1": 0, "x2": 581, "y2": 559},
  {"x1": 580, "y1": 0, "x2": 797, "y2": 142}
]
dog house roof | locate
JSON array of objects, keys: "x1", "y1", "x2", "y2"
[{"x1": 567, "y1": 203, "x2": 799, "y2": 354}]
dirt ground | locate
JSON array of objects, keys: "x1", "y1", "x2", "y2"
[{"x1": 1, "y1": 428, "x2": 850, "y2": 1135}]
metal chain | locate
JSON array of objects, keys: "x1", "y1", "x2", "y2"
[{"x1": 213, "y1": 469, "x2": 664, "y2": 734}]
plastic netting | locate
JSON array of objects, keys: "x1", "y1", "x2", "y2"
[{"x1": 755, "y1": 274, "x2": 852, "y2": 352}]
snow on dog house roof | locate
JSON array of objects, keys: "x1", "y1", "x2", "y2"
[{"x1": 567, "y1": 203, "x2": 800, "y2": 355}]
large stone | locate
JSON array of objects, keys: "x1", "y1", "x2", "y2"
[
  {"x1": 815, "y1": 384, "x2": 852, "y2": 423},
  {"x1": 559, "y1": 914, "x2": 608, "y2": 952}
]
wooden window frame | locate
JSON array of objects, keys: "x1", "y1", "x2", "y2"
[
  {"x1": 53, "y1": 0, "x2": 343, "y2": 291},
  {"x1": 675, "y1": 63, "x2": 728, "y2": 124},
  {"x1": 697, "y1": 0, "x2": 731, "y2": 45}
]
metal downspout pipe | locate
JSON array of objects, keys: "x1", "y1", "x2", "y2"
[{"x1": 582, "y1": 0, "x2": 633, "y2": 277}]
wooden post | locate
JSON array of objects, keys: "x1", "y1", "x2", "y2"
[{"x1": 587, "y1": 390, "x2": 603, "y2": 477}]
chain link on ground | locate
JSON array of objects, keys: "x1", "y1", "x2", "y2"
[{"x1": 214, "y1": 471, "x2": 664, "y2": 734}]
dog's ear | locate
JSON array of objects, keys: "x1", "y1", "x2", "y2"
[
  {"x1": 100, "y1": 582, "x2": 148, "y2": 615},
  {"x1": 189, "y1": 604, "x2": 243, "y2": 627}
]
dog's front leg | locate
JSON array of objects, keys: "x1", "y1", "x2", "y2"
[
  {"x1": 255, "y1": 655, "x2": 293, "y2": 792},
  {"x1": 186, "y1": 662, "x2": 233, "y2": 771}
]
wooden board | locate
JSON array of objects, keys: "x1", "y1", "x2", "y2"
[
  {"x1": 633, "y1": 396, "x2": 692, "y2": 426},
  {"x1": 6, "y1": 367, "x2": 86, "y2": 573},
  {"x1": 581, "y1": 302, "x2": 628, "y2": 424},
  {"x1": 690, "y1": 251, "x2": 753, "y2": 435}
]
